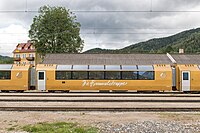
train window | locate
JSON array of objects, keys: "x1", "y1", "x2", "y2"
[
  {"x1": 73, "y1": 65, "x2": 88, "y2": 70},
  {"x1": 0, "y1": 71, "x2": 11, "y2": 80},
  {"x1": 56, "y1": 71, "x2": 71, "y2": 80},
  {"x1": 138, "y1": 71, "x2": 154, "y2": 80},
  {"x1": 38, "y1": 72, "x2": 44, "y2": 80},
  {"x1": 89, "y1": 65, "x2": 104, "y2": 70},
  {"x1": 57, "y1": 65, "x2": 72, "y2": 70},
  {"x1": 0, "y1": 64, "x2": 13, "y2": 70},
  {"x1": 105, "y1": 71, "x2": 121, "y2": 80},
  {"x1": 138, "y1": 65, "x2": 154, "y2": 71},
  {"x1": 121, "y1": 71, "x2": 137, "y2": 80},
  {"x1": 183, "y1": 72, "x2": 189, "y2": 80},
  {"x1": 89, "y1": 71, "x2": 104, "y2": 79},
  {"x1": 121, "y1": 65, "x2": 137, "y2": 71},
  {"x1": 105, "y1": 65, "x2": 121, "y2": 71},
  {"x1": 72, "y1": 71, "x2": 88, "y2": 79}
]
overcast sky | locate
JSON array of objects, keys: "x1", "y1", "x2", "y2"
[{"x1": 0, "y1": 0, "x2": 200, "y2": 56}]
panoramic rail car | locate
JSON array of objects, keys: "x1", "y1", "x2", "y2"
[{"x1": 0, "y1": 64, "x2": 199, "y2": 92}]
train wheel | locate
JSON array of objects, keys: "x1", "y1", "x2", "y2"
[
  {"x1": 1, "y1": 90, "x2": 9, "y2": 93},
  {"x1": 99, "y1": 90, "x2": 110, "y2": 93},
  {"x1": 48, "y1": 90, "x2": 55, "y2": 93}
]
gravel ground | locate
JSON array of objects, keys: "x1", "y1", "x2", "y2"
[
  {"x1": 0, "y1": 112, "x2": 200, "y2": 133},
  {"x1": 95, "y1": 121, "x2": 200, "y2": 133}
]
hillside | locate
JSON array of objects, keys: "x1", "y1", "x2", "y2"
[
  {"x1": 0, "y1": 55, "x2": 13, "y2": 64},
  {"x1": 84, "y1": 28, "x2": 200, "y2": 54}
]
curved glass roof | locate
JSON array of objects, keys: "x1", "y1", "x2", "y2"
[
  {"x1": 89, "y1": 65, "x2": 104, "y2": 70},
  {"x1": 137, "y1": 65, "x2": 154, "y2": 71},
  {"x1": 73, "y1": 65, "x2": 88, "y2": 70},
  {"x1": 105, "y1": 65, "x2": 121, "y2": 70},
  {"x1": 0, "y1": 64, "x2": 13, "y2": 70},
  {"x1": 121, "y1": 65, "x2": 137, "y2": 71},
  {"x1": 57, "y1": 65, "x2": 72, "y2": 70},
  {"x1": 55, "y1": 65, "x2": 154, "y2": 71}
]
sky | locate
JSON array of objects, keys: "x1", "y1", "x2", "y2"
[{"x1": 0, "y1": 0, "x2": 200, "y2": 56}]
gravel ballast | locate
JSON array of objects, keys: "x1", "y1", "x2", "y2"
[{"x1": 96, "y1": 121, "x2": 200, "y2": 133}]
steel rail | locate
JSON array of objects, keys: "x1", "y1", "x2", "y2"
[
  {"x1": 0, "y1": 94, "x2": 199, "y2": 97},
  {"x1": 0, "y1": 99, "x2": 200, "y2": 102},
  {"x1": 0, "y1": 107, "x2": 200, "y2": 112}
]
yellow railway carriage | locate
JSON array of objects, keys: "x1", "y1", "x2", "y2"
[
  {"x1": 36, "y1": 64, "x2": 172, "y2": 92},
  {"x1": 176, "y1": 64, "x2": 200, "y2": 92},
  {"x1": 0, "y1": 64, "x2": 31, "y2": 92}
]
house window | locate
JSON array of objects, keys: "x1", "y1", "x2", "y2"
[
  {"x1": 16, "y1": 62, "x2": 20, "y2": 64},
  {"x1": 29, "y1": 61, "x2": 34, "y2": 64},
  {"x1": 22, "y1": 54, "x2": 26, "y2": 58},
  {"x1": 16, "y1": 54, "x2": 20, "y2": 58},
  {"x1": 29, "y1": 54, "x2": 34, "y2": 57},
  {"x1": 23, "y1": 62, "x2": 26, "y2": 65}
]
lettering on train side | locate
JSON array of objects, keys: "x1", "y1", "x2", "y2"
[{"x1": 82, "y1": 80, "x2": 128, "y2": 87}]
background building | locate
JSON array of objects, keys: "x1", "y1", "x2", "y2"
[{"x1": 13, "y1": 40, "x2": 38, "y2": 66}]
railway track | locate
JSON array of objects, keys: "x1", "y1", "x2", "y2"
[
  {"x1": 0, "y1": 93, "x2": 200, "y2": 112},
  {"x1": 1, "y1": 99, "x2": 200, "y2": 102},
  {"x1": 0, "y1": 107, "x2": 200, "y2": 112},
  {"x1": 0, "y1": 93, "x2": 200, "y2": 97}
]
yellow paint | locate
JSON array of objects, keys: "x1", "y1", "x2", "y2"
[
  {"x1": 36, "y1": 64, "x2": 172, "y2": 91},
  {"x1": 176, "y1": 64, "x2": 200, "y2": 91},
  {"x1": 0, "y1": 64, "x2": 30, "y2": 90}
]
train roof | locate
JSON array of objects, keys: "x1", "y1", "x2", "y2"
[
  {"x1": 42, "y1": 53, "x2": 200, "y2": 65},
  {"x1": 171, "y1": 54, "x2": 200, "y2": 64},
  {"x1": 42, "y1": 54, "x2": 172, "y2": 65}
]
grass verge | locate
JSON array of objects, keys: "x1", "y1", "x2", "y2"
[{"x1": 21, "y1": 122, "x2": 98, "y2": 133}]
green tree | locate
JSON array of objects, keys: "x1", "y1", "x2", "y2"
[
  {"x1": 164, "y1": 46, "x2": 173, "y2": 53},
  {"x1": 29, "y1": 6, "x2": 84, "y2": 56}
]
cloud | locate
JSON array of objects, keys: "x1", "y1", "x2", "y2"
[
  {"x1": 0, "y1": 24, "x2": 29, "y2": 56},
  {"x1": 0, "y1": 0, "x2": 200, "y2": 55}
]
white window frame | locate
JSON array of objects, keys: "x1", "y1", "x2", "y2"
[
  {"x1": 22, "y1": 54, "x2": 26, "y2": 58},
  {"x1": 16, "y1": 54, "x2": 20, "y2": 58}
]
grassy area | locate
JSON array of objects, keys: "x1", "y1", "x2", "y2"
[{"x1": 20, "y1": 122, "x2": 98, "y2": 133}]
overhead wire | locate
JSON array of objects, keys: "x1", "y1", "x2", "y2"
[
  {"x1": 1, "y1": 10, "x2": 200, "y2": 13},
  {"x1": 0, "y1": 0, "x2": 199, "y2": 52}
]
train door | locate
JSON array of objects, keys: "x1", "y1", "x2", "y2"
[
  {"x1": 38, "y1": 71, "x2": 46, "y2": 91},
  {"x1": 181, "y1": 71, "x2": 190, "y2": 91}
]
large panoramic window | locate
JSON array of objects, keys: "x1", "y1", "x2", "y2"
[
  {"x1": 0, "y1": 71, "x2": 11, "y2": 80},
  {"x1": 138, "y1": 71, "x2": 154, "y2": 80},
  {"x1": 56, "y1": 71, "x2": 71, "y2": 80},
  {"x1": 121, "y1": 71, "x2": 137, "y2": 80},
  {"x1": 72, "y1": 71, "x2": 88, "y2": 79},
  {"x1": 89, "y1": 71, "x2": 104, "y2": 79},
  {"x1": 105, "y1": 71, "x2": 121, "y2": 80}
]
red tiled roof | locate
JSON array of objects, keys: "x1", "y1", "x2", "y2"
[{"x1": 13, "y1": 40, "x2": 36, "y2": 53}]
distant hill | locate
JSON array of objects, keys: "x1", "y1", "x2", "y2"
[
  {"x1": 84, "y1": 28, "x2": 200, "y2": 54},
  {"x1": 0, "y1": 55, "x2": 13, "y2": 64}
]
